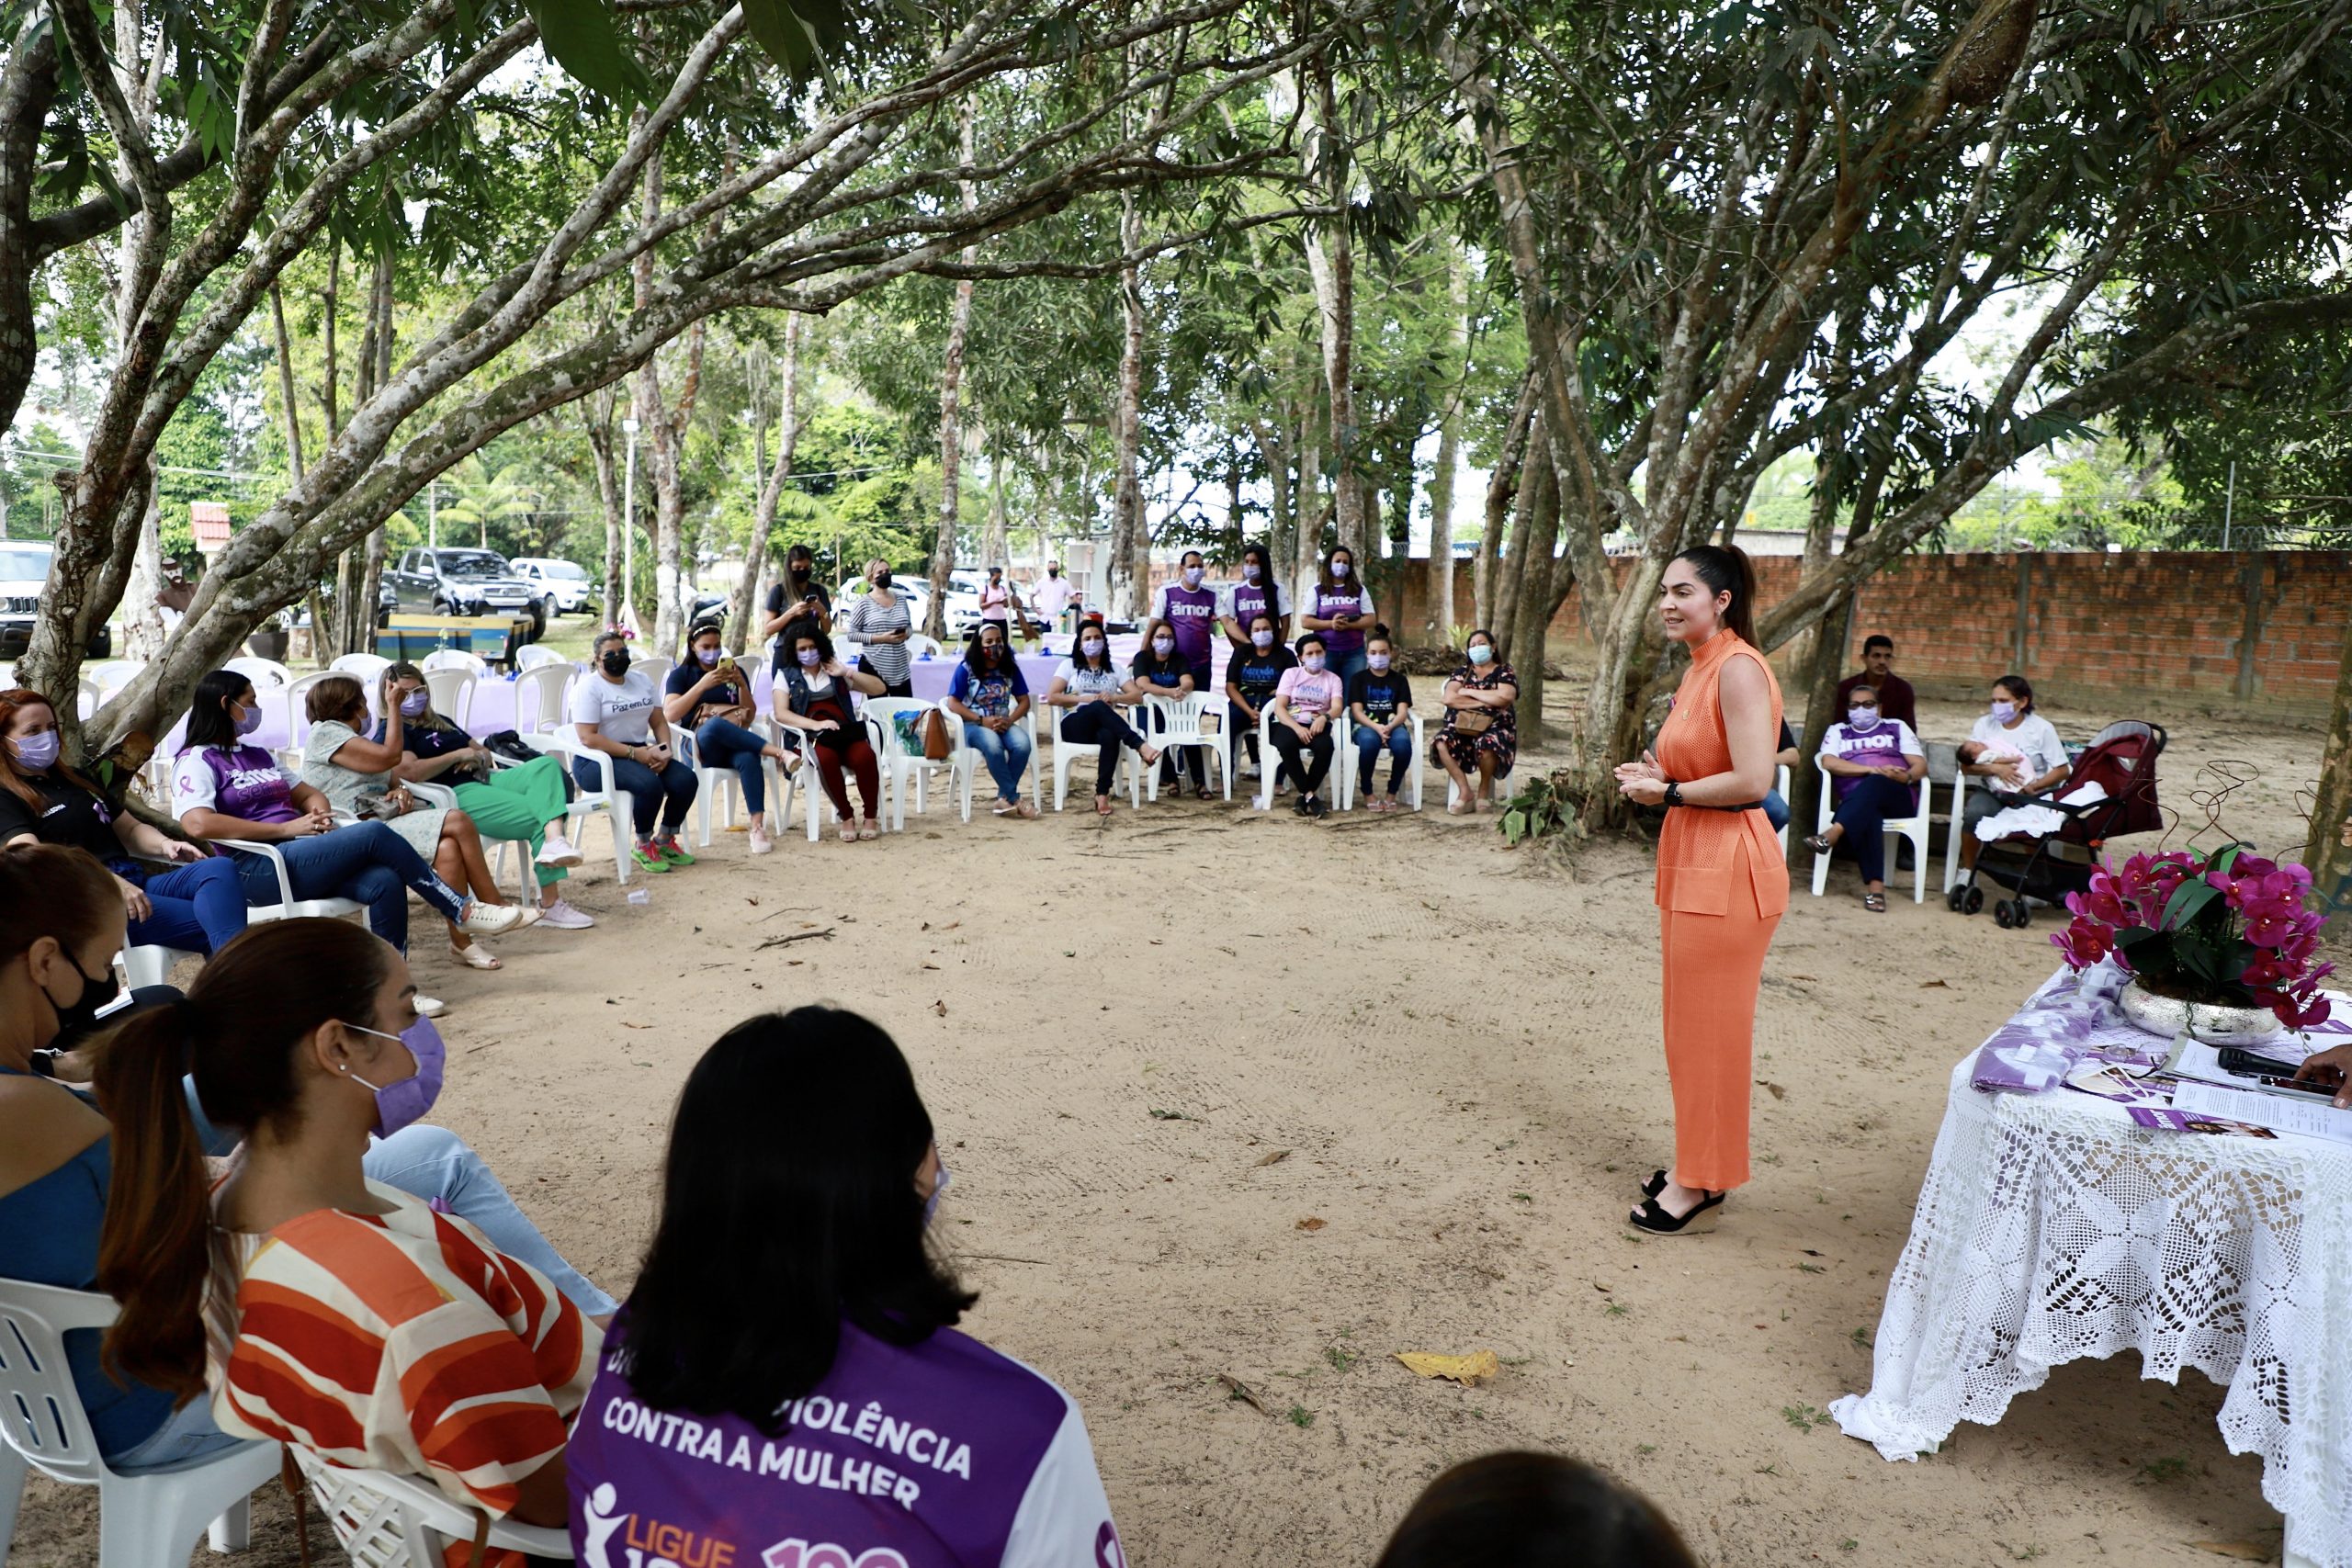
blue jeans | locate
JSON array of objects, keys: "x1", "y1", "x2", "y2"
[
  {"x1": 1327, "y1": 647, "x2": 1368, "y2": 686},
  {"x1": 125, "y1": 856, "x2": 248, "y2": 953},
  {"x1": 1762, "y1": 789, "x2": 1790, "y2": 832},
  {"x1": 694, "y1": 716, "x2": 768, "y2": 816},
  {"x1": 1831, "y1": 774, "x2": 1917, "y2": 886},
  {"x1": 227, "y1": 820, "x2": 466, "y2": 954},
  {"x1": 579, "y1": 751, "x2": 697, "y2": 840},
  {"x1": 1353, "y1": 721, "x2": 1412, "y2": 796},
  {"x1": 963, "y1": 718, "x2": 1034, "y2": 802}
]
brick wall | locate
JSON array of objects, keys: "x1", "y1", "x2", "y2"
[{"x1": 1385, "y1": 551, "x2": 2352, "y2": 716}]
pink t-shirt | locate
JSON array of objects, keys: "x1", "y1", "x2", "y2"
[{"x1": 1274, "y1": 666, "x2": 1344, "y2": 720}]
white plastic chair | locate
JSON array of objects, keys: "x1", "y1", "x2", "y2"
[
  {"x1": 1139, "y1": 692, "x2": 1230, "y2": 802},
  {"x1": 85, "y1": 660, "x2": 142, "y2": 699},
  {"x1": 282, "y1": 1447, "x2": 567, "y2": 1568},
  {"x1": 1335, "y1": 711, "x2": 1426, "y2": 812},
  {"x1": 119, "y1": 943, "x2": 198, "y2": 989},
  {"x1": 281, "y1": 670, "x2": 340, "y2": 769},
  {"x1": 1052, "y1": 700, "x2": 1146, "y2": 811},
  {"x1": 421, "y1": 668, "x2": 476, "y2": 730},
  {"x1": 514, "y1": 729, "x2": 630, "y2": 886},
  {"x1": 513, "y1": 664, "x2": 574, "y2": 737},
  {"x1": 905, "y1": 634, "x2": 944, "y2": 660},
  {"x1": 1942, "y1": 757, "x2": 1970, "y2": 895},
  {"x1": 419, "y1": 649, "x2": 487, "y2": 676},
  {"x1": 1252, "y1": 706, "x2": 1334, "y2": 811},
  {"x1": 1809, "y1": 759, "x2": 1934, "y2": 902},
  {"x1": 329, "y1": 652, "x2": 393, "y2": 684},
  {"x1": 208, "y1": 837, "x2": 370, "y2": 923},
  {"x1": 221, "y1": 656, "x2": 293, "y2": 699},
  {"x1": 1774, "y1": 761, "x2": 1792, "y2": 856},
  {"x1": 675, "y1": 720, "x2": 785, "y2": 847},
  {"x1": 0, "y1": 1278, "x2": 280, "y2": 1568},
  {"x1": 865, "y1": 698, "x2": 964, "y2": 830},
  {"x1": 75, "y1": 678, "x2": 99, "y2": 722},
  {"x1": 955, "y1": 708, "x2": 1043, "y2": 820},
  {"x1": 512, "y1": 643, "x2": 568, "y2": 673}
]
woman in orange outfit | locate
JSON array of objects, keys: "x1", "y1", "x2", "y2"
[{"x1": 1613, "y1": 544, "x2": 1788, "y2": 1235}]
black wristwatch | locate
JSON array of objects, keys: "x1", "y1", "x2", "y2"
[
  {"x1": 28, "y1": 1047, "x2": 62, "y2": 1079},
  {"x1": 1663, "y1": 781, "x2": 1685, "y2": 808}
]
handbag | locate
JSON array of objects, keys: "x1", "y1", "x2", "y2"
[
  {"x1": 480, "y1": 729, "x2": 538, "y2": 765},
  {"x1": 921, "y1": 708, "x2": 953, "y2": 761},
  {"x1": 1450, "y1": 707, "x2": 1495, "y2": 737}
]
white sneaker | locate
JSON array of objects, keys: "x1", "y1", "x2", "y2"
[
  {"x1": 537, "y1": 833, "x2": 583, "y2": 868},
  {"x1": 534, "y1": 897, "x2": 596, "y2": 930},
  {"x1": 749, "y1": 823, "x2": 774, "y2": 854},
  {"x1": 413, "y1": 994, "x2": 447, "y2": 1019},
  {"x1": 458, "y1": 900, "x2": 534, "y2": 936}
]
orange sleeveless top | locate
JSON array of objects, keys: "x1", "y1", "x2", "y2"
[{"x1": 1652, "y1": 631, "x2": 1790, "y2": 919}]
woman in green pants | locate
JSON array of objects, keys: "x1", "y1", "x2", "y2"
[{"x1": 379, "y1": 663, "x2": 596, "y2": 929}]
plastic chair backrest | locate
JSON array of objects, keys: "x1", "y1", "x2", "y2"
[
  {"x1": 515, "y1": 665, "x2": 573, "y2": 735},
  {"x1": 86, "y1": 660, "x2": 141, "y2": 695},
  {"x1": 286, "y1": 670, "x2": 339, "y2": 750},
  {"x1": 423, "y1": 669, "x2": 475, "y2": 726},
  {"x1": 330, "y1": 653, "x2": 393, "y2": 682},
  {"x1": 287, "y1": 1447, "x2": 571, "y2": 1567},
  {"x1": 0, "y1": 1278, "x2": 118, "y2": 1484},
  {"x1": 420, "y1": 649, "x2": 487, "y2": 675},
  {"x1": 223, "y1": 656, "x2": 293, "y2": 693},
  {"x1": 513, "y1": 644, "x2": 567, "y2": 672},
  {"x1": 1148, "y1": 690, "x2": 1216, "y2": 744}
]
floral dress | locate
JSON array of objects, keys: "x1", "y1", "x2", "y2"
[{"x1": 1436, "y1": 661, "x2": 1519, "y2": 773}]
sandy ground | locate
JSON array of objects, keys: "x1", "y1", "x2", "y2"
[{"x1": 8, "y1": 682, "x2": 2341, "y2": 1568}]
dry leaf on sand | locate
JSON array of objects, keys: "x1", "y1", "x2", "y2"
[
  {"x1": 1296, "y1": 1216, "x2": 1326, "y2": 1231},
  {"x1": 1255, "y1": 1149, "x2": 1292, "y2": 1168},
  {"x1": 1394, "y1": 1350, "x2": 1500, "y2": 1387},
  {"x1": 1216, "y1": 1373, "x2": 1269, "y2": 1412}
]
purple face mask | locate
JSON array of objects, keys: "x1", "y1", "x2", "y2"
[
  {"x1": 797, "y1": 648, "x2": 822, "y2": 669},
  {"x1": 346, "y1": 1016, "x2": 446, "y2": 1138},
  {"x1": 922, "y1": 1158, "x2": 952, "y2": 1228},
  {"x1": 399, "y1": 692, "x2": 430, "y2": 718},
  {"x1": 696, "y1": 648, "x2": 720, "y2": 668},
  {"x1": 9, "y1": 729, "x2": 61, "y2": 772},
  {"x1": 234, "y1": 701, "x2": 265, "y2": 737}
]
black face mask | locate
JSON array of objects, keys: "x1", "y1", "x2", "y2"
[
  {"x1": 1047, "y1": 568, "x2": 1060, "y2": 578},
  {"x1": 600, "y1": 650, "x2": 630, "y2": 677},
  {"x1": 44, "y1": 953, "x2": 123, "y2": 1047},
  {"x1": 789, "y1": 563, "x2": 810, "y2": 583},
  {"x1": 875, "y1": 571, "x2": 894, "y2": 590}
]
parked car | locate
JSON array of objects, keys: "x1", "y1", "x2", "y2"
[
  {"x1": 0, "y1": 541, "x2": 112, "y2": 660},
  {"x1": 508, "y1": 557, "x2": 596, "y2": 621},
  {"x1": 385, "y1": 547, "x2": 544, "y2": 638}
]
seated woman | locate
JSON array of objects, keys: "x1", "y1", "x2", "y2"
[
  {"x1": 1803, "y1": 682, "x2": 1928, "y2": 912},
  {"x1": 1270, "y1": 631, "x2": 1344, "y2": 818},
  {"x1": 944, "y1": 620, "x2": 1038, "y2": 818},
  {"x1": 571, "y1": 630, "x2": 699, "y2": 874},
  {"x1": 1127, "y1": 617, "x2": 1203, "y2": 796},
  {"x1": 663, "y1": 620, "x2": 794, "y2": 855},
  {"x1": 1, "y1": 687, "x2": 245, "y2": 955},
  {"x1": 300, "y1": 673, "x2": 540, "y2": 969},
  {"x1": 0, "y1": 849, "x2": 613, "y2": 1479},
  {"x1": 1372, "y1": 1450, "x2": 1697, "y2": 1568},
  {"x1": 377, "y1": 664, "x2": 593, "y2": 928},
  {"x1": 565, "y1": 1006, "x2": 1122, "y2": 1564},
  {"x1": 1224, "y1": 610, "x2": 1295, "y2": 784},
  {"x1": 1762, "y1": 718, "x2": 1801, "y2": 831},
  {"x1": 1956, "y1": 673, "x2": 2071, "y2": 877},
  {"x1": 1347, "y1": 629, "x2": 1415, "y2": 812},
  {"x1": 1045, "y1": 627, "x2": 1159, "y2": 817},
  {"x1": 1435, "y1": 629, "x2": 1519, "y2": 814},
  {"x1": 770, "y1": 619, "x2": 888, "y2": 842},
  {"x1": 93, "y1": 913, "x2": 605, "y2": 1530},
  {"x1": 175, "y1": 671, "x2": 526, "y2": 1015}
]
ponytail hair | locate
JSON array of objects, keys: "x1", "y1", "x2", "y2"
[
  {"x1": 95, "y1": 917, "x2": 395, "y2": 1398},
  {"x1": 1671, "y1": 544, "x2": 1758, "y2": 646}
]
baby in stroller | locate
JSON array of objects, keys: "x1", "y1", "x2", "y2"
[{"x1": 1949, "y1": 720, "x2": 2166, "y2": 928}]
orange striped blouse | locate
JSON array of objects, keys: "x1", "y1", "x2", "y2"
[{"x1": 206, "y1": 1181, "x2": 600, "y2": 1522}]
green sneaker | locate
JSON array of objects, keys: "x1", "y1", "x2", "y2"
[
  {"x1": 657, "y1": 836, "x2": 696, "y2": 867},
  {"x1": 631, "y1": 843, "x2": 672, "y2": 874}
]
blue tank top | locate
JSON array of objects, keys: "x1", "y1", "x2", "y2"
[{"x1": 0, "y1": 1066, "x2": 175, "y2": 1460}]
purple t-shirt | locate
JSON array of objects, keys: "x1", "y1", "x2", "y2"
[
  {"x1": 1820, "y1": 718, "x2": 1923, "y2": 810},
  {"x1": 1152, "y1": 582, "x2": 1218, "y2": 667},
  {"x1": 569, "y1": 1320, "x2": 1123, "y2": 1568},
  {"x1": 172, "y1": 744, "x2": 302, "y2": 824},
  {"x1": 1310, "y1": 582, "x2": 1371, "y2": 654}
]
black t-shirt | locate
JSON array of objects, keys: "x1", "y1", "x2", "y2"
[
  {"x1": 765, "y1": 581, "x2": 832, "y2": 666},
  {"x1": 1346, "y1": 667, "x2": 1414, "y2": 723},
  {"x1": 1225, "y1": 645, "x2": 1296, "y2": 706},
  {"x1": 1778, "y1": 718, "x2": 1797, "y2": 753},
  {"x1": 665, "y1": 660, "x2": 750, "y2": 713},
  {"x1": 0, "y1": 773, "x2": 120, "y2": 861},
  {"x1": 370, "y1": 713, "x2": 485, "y2": 783},
  {"x1": 1130, "y1": 650, "x2": 1191, "y2": 690}
]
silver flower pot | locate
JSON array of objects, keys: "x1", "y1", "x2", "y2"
[{"x1": 2116, "y1": 977, "x2": 2283, "y2": 1047}]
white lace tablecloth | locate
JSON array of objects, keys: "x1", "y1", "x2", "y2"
[{"x1": 1831, "y1": 973, "x2": 2352, "y2": 1568}]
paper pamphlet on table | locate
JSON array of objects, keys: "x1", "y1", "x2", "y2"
[{"x1": 2169, "y1": 1079, "x2": 2352, "y2": 1145}]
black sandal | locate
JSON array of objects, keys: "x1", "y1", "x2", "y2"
[
  {"x1": 1641, "y1": 1168, "x2": 1669, "y2": 1200},
  {"x1": 1862, "y1": 891, "x2": 1887, "y2": 912},
  {"x1": 1628, "y1": 1189, "x2": 1725, "y2": 1235},
  {"x1": 1804, "y1": 832, "x2": 1835, "y2": 853}
]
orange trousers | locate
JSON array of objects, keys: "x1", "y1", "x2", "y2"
[{"x1": 1659, "y1": 849, "x2": 1781, "y2": 1193}]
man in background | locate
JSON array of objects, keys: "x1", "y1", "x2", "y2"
[{"x1": 1837, "y1": 634, "x2": 1917, "y2": 732}]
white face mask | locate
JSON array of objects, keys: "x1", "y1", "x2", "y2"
[
  {"x1": 1152, "y1": 636, "x2": 1174, "y2": 657},
  {"x1": 1251, "y1": 629, "x2": 1274, "y2": 649},
  {"x1": 1243, "y1": 563, "x2": 1262, "y2": 583},
  {"x1": 1182, "y1": 567, "x2": 1204, "y2": 589},
  {"x1": 1330, "y1": 559, "x2": 1351, "y2": 579},
  {"x1": 1368, "y1": 653, "x2": 1390, "y2": 672},
  {"x1": 1302, "y1": 653, "x2": 1326, "y2": 673},
  {"x1": 1467, "y1": 644, "x2": 1494, "y2": 666},
  {"x1": 1080, "y1": 638, "x2": 1105, "y2": 658}
]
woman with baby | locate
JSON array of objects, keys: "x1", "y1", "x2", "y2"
[{"x1": 1953, "y1": 674, "x2": 2072, "y2": 880}]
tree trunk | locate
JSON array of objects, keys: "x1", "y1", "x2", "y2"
[
  {"x1": 1785, "y1": 591, "x2": 1855, "y2": 862},
  {"x1": 1476, "y1": 373, "x2": 1537, "y2": 633},
  {"x1": 1427, "y1": 250, "x2": 1466, "y2": 647},
  {"x1": 729, "y1": 312, "x2": 800, "y2": 655},
  {"x1": 1306, "y1": 61, "x2": 1362, "y2": 558},
  {"x1": 1503, "y1": 436, "x2": 1561, "y2": 737},
  {"x1": 1110, "y1": 193, "x2": 1148, "y2": 621},
  {"x1": 1291, "y1": 397, "x2": 1324, "y2": 610},
  {"x1": 587, "y1": 388, "x2": 625, "y2": 633},
  {"x1": 2305, "y1": 606, "x2": 2352, "y2": 922},
  {"x1": 927, "y1": 105, "x2": 980, "y2": 638},
  {"x1": 982, "y1": 440, "x2": 1010, "y2": 575}
]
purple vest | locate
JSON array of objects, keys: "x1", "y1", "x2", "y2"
[
  {"x1": 1313, "y1": 583, "x2": 1367, "y2": 653},
  {"x1": 568, "y1": 1322, "x2": 1072, "y2": 1568},
  {"x1": 1826, "y1": 724, "x2": 1917, "y2": 810},
  {"x1": 183, "y1": 745, "x2": 300, "y2": 823},
  {"x1": 1159, "y1": 584, "x2": 1217, "y2": 666}
]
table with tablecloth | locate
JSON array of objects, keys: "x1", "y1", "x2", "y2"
[{"x1": 1831, "y1": 964, "x2": 2352, "y2": 1568}]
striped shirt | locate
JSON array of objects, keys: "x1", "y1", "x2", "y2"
[
  {"x1": 847, "y1": 593, "x2": 916, "y2": 684},
  {"x1": 207, "y1": 1180, "x2": 599, "y2": 1524}
]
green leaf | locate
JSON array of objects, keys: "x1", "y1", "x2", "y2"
[
  {"x1": 525, "y1": 0, "x2": 639, "y2": 103},
  {"x1": 2206, "y1": 842, "x2": 2245, "y2": 878},
  {"x1": 2160, "y1": 877, "x2": 2220, "y2": 933},
  {"x1": 741, "y1": 0, "x2": 839, "y2": 77}
]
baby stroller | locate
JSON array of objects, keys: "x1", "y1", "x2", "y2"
[{"x1": 1948, "y1": 719, "x2": 2165, "y2": 929}]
